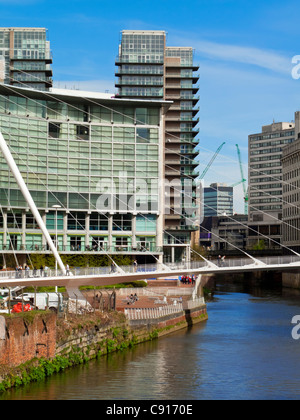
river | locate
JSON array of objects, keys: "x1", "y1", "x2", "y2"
[{"x1": 2, "y1": 280, "x2": 300, "y2": 400}]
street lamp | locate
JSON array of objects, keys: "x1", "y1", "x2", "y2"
[{"x1": 52, "y1": 205, "x2": 61, "y2": 281}]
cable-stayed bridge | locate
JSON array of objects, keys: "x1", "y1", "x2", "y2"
[
  {"x1": 0, "y1": 82, "x2": 300, "y2": 299},
  {"x1": 0, "y1": 255, "x2": 299, "y2": 290}
]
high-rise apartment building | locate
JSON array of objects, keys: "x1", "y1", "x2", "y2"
[
  {"x1": 115, "y1": 30, "x2": 200, "y2": 263},
  {"x1": 0, "y1": 27, "x2": 52, "y2": 91},
  {"x1": 247, "y1": 120, "x2": 295, "y2": 249}
]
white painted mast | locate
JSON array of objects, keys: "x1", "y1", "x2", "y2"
[{"x1": 0, "y1": 131, "x2": 66, "y2": 274}]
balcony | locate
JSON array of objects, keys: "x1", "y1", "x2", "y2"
[
  {"x1": 0, "y1": 244, "x2": 163, "y2": 254},
  {"x1": 165, "y1": 62, "x2": 200, "y2": 71},
  {"x1": 115, "y1": 68, "x2": 164, "y2": 76},
  {"x1": 115, "y1": 79, "x2": 164, "y2": 87},
  {"x1": 115, "y1": 55, "x2": 164, "y2": 65},
  {"x1": 165, "y1": 72, "x2": 200, "y2": 82}
]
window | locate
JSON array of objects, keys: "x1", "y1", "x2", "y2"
[
  {"x1": 91, "y1": 236, "x2": 105, "y2": 251},
  {"x1": 115, "y1": 237, "x2": 128, "y2": 248},
  {"x1": 76, "y1": 125, "x2": 89, "y2": 140},
  {"x1": 8, "y1": 234, "x2": 20, "y2": 250},
  {"x1": 49, "y1": 122, "x2": 61, "y2": 138},
  {"x1": 137, "y1": 127, "x2": 150, "y2": 143},
  {"x1": 89, "y1": 213, "x2": 108, "y2": 231},
  {"x1": 112, "y1": 214, "x2": 132, "y2": 231},
  {"x1": 26, "y1": 213, "x2": 40, "y2": 229},
  {"x1": 46, "y1": 212, "x2": 64, "y2": 230},
  {"x1": 136, "y1": 108, "x2": 148, "y2": 124},
  {"x1": 7, "y1": 213, "x2": 22, "y2": 229},
  {"x1": 67, "y1": 212, "x2": 86, "y2": 230},
  {"x1": 70, "y1": 236, "x2": 82, "y2": 251}
]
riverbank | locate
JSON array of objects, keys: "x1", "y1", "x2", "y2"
[{"x1": 0, "y1": 280, "x2": 207, "y2": 393}]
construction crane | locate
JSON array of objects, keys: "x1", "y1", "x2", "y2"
[
  {"x1": 235, "y1": 144, "x2": 248, "y2": 214},
  {"x1": 199, "y1": 142, "x2": 226, "y2": 179},
  {"x1": 230, "y1": 179, "x2": 246, "y2": 188}
]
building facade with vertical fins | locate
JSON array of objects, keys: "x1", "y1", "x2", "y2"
[
  {"x1": 115, "y1": 30, "x2": 200, "y2": 263},
  {"x1": 0, "y1": 84, "x2": 168, "y2": 267}
]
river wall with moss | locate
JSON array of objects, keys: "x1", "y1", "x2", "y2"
[{"x1": 0, "y1": 303, "x2": 207, "y2": 393}]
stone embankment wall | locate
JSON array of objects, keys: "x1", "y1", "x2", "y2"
[
  {"x1": 56, "y1": 305, "x2": 207, "y2": 359},
  {"x1": 282, "y1": 272, "x2": 300, "y2": 289},
  {"x1": 0, "y1": 304, "x2": 207, "y2": 370}
]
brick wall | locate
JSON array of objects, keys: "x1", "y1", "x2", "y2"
[{"x1": 0, "y1": 313, "x2": 56, "y2": 367}]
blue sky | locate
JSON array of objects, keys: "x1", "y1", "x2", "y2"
[{"x1": 1, "y1": 0, "x2": 300, "y2": 213}]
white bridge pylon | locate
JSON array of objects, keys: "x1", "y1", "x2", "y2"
[{"x1": 0, "y1": 131, "x2": 67, "y2": 275}]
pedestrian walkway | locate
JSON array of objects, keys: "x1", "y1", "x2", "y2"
[{"x1": 115, "y1": 279, "x2": 194, "y2": 312}]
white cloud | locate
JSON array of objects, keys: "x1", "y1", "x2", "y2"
[
  {"x1": 194, "y1": 39, "x2": 290, "y2": 74},
  {"x1": 170, "y1": 33, "x2": 292, "y2": 75}
]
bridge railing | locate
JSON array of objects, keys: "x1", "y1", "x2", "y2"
[
  {"x1": 124, "y1": 297, "x2": 205, "y2": 321},
  {"x1": 124, "y1": 303, "x2": 184, "y2": 320},
  {"x1": 0, "y1": 254, "x2": 299, "y2": 281}
]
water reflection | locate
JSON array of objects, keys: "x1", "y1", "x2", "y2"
[{"x1": 3, "y1": 281, "x2": 300, "y2": 400}]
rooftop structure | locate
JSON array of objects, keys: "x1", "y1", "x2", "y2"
[{"x1": 0, "y1": 27, "x2": 52, "y2": 91}]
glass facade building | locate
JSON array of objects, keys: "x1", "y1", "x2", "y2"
[
  {"x1": 0, "y1": 84, "x2": 167, "y2": 262},
  {"x1": 204, "y1": 183, "x2": 233, "y2": 217},
  {"x1": 0, "y1": 28, "x2": 52, "y2": 91},
  {"x1": 115, "y1": 30, "x2": 200, "y2": 263}
]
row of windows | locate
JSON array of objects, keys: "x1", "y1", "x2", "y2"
[
  {"x1": 283, "y1": 181, "x2": 300, "y2": 192},
  {"x1": 283, "y1": 168, "x2": 300, "y2": 181},
  {"x1": 250, "y1": 169, "x2": 281, "y2": 177},
  {"x1": 0, "y1": 234, "x2": 157, "y2": 252},
  {"x1": 250, "y1": 155, "x2": 281, "y2": 163},
  {"x1": 249, "y1": 138, "x2": 294, "y2": 149},
  {"x1": 249, "y1": 131, "x2": 295, "y2": 141},
  {"x1": 0, "y1": 190, "x2": 160, "y2": 211},
  {"x1": 0, "y1": 212, "x2": 157, "y2": 232},
  {"x1": 250, "y1": 176, "x2": 282, "y2": 183},
  {"x1": 250, "y1": 147, "x2": 282, "y2": 155},
  {"x1": 0, "y1": 95, "x2": 160, "y2": 125},
  {"x1": 250, "y1": 190, "x2": 282, "y2": 197}
]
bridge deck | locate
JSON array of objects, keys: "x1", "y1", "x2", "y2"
[{"x1": 0, "y1": 259, "x2": 299, "y2": 289}]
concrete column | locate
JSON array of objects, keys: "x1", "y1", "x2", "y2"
[
  {"x1": 85, "y1": 213, "x2": 90, "y2": 248},
  {"x1": 3, "y1": 210, "x2": 7, "y2": 249},
  {"x1": 108, "y1": 214, "x2": 113, "y2": 249},
  {"x1": 21, "y1": 211, "x2": 26, "y2": 248},
  {"x1": 42, "y1": 212, "x2": 47, "y2": 248},
  {"x1": 171, "y1": 246, "x2": 175, "y2": 263},
  {"x1": 131, "y1": 214, "x2": 136, "y2": 249},
  {"x1": 63, "y1": 212, "x2": 68, "y2": 250}
]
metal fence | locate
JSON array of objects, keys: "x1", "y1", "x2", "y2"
[{"x1": 124, "y1": 297, "x2": 205, "y2": 321}]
